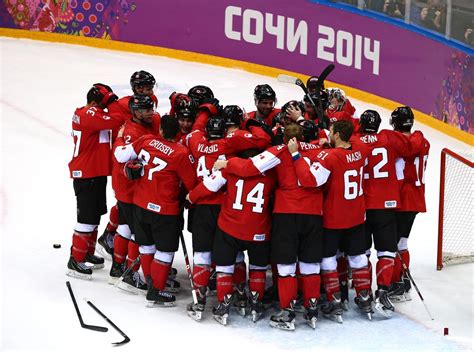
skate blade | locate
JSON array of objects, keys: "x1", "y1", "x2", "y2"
[
  {"x1": 390, "y1": 294, "x2": 408, "y2": 303},
  {"x1": 269, "y1": 320, "x2": 295, "y2": 331},
  {"x1": 374, "y1": 303, "x2": 393, "y2": 318},
  {"x1": 116, "y1": 282, "x2": 147, "y2": 296},
  {"x1": 95, "y1": 247, "x2": 112, "y2": 261},
  {"x1": 324, "y1": 313, "x2": 343, "y2": 323},
  {"x1": 366, "y1": 312, "x2": 373, "y2": 320},
  {"x1": 341, "y1": 301, "x2": 349, "y2": 311},
  {"x1": 306, "y1": 317, "x2": 317, "y2": 329},
  {"x1": 145, "y1": 300, "x2": 176, "y2": 308},
  {"x1": 187, "y1": 310, "x2": 203, "y2": 322},
  {"x1": 66, "y1": 270, "x2": 92, "y2": 280},
  {"x1": 213, "y1": 314, "x2": 228, "y2": 326}
]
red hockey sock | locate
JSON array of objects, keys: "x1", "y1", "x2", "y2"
[
  {"x1": 233, "y1": 262, "x2": 246, "y2": 286},
  {"x1": 249, "y1": 270, "x2": 266, "y2": 299},
  {"x1": 392, "y1": 255, "x2": 402, "y2": 283},
  {"x1": 193, "y1": 264, "x2": 210, "y2": 289},
  {"x1": 400, "y1": 250, "x2": 410, "y2": 273},
  {"x1": 87, "y1": 230, "x2": 98, "y2": 255},
  {"x1": 140, "y1": 253, "x2": 153, "y2": 279},
  {"x1": 337, "y1": 256, "x2": 349, "y2": 284},
  {"x1": 150, "y1": 259, "x2": 170, "y2": 290},
  {"x1": 352, "y1": 267, "x2": 371, "y2": 295},
  {"x1": 376, "y1": 257, "x2": 395, "y2": 289},
  {"x1": 301, "y1": 274, "x2": 321, "y2": 307},
  {"x1": 113, "y1": 235, "x2": 129, "y2": 264},
  {"x1": 127, "y1": 241, "x2": 140, "y2": 271},
  {"x1": 107, "y1": 205, "x2": 119, "y2": 232},
  {"x1": 278, "y1": 275, "x2": 297, "y2": 309},
  {"x1": 322, "y1": 270, "x2": 340, "y2": 301},
  {"x1": 217, "y1": 273, "x2": 234, "y2": 302},
  {"x1": 72, "y1": 232, "x2": 90, "y2": 262}
]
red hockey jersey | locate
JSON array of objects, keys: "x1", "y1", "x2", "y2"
[
  {"x1": 189, "y1": 165, "x2": 277, "y2": 242},
  {"x1": 68, "y1": 105, "x2": 123, "y2": 179},
  {"x1": 294, "y1": 145, "x2": 369, "y2": 229},
  {"x1": 114, "y1": 135, "x2": 197, "y2": 215}
]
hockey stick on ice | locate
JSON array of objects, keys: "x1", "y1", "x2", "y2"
[
  {"x1": 66, "y1": 281, "x2": 108, "y2": 332},
  {"x1": 113, "y1": 256, "x2": 141, "y2": 288},
  {"x1": 180, "y1": 231, "x2": 198, "y2": 305},
  {"x1": 86, "y1": 300, "x2": 130, "y2": 346},
  {"x1": 397, "y1": 252, "x2": 434, "y2": 320}
]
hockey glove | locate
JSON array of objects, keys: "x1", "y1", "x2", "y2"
[
  {"x1": 124, "y1": 160, "x2": 144, "y2": 180},
  {"x1": 198, "y1": 97, "x2": 222, "y2": 116}
]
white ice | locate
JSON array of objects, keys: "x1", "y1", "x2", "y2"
[{"x1": 0, "y1": 37, "x2": 472, "y2": 352}]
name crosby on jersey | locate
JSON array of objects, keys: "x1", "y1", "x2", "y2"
[
  {"x1": 346, "y1": 150, "x2": 362, "y2": 163},
  {"x1": 149, "y1": 139, "x2": 175, "y2": 156}
]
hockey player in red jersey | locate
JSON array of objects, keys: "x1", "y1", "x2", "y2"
[
  {"x1": 247, "y1": 84, "x2": 280, "y2": 126},
  {"x1": 110, "y1": 95, "x2": 161, "y2": 294},
  {"x1": 388, "y1": 106, "x2": 430, "y2": 301},
  {"x1": 187, "y1": 149, "x2": 277, "y2": 326},
  {"x1": 355, "y1": 109, "x2": 413, "y2": 317},
  {"x1": 214, "y1": 124, "x2": 325, "y2": 330},
  {"x1": 184, "y1": 106, "x2": 270, "y2": 320},
  {"x1": 114, "y1": 115, "x2": 197, "y2": 307},
  {"x1": 98, "y1": 70, "x2": 159, "y2": 258},
  {"x1": 168, "y1": 92, "x2": 197, "y2": 144},
  {"x1": 67, "y1": 83, "x2": 122, "y2": 279},
  {"x1": 289, "y1": 120, "x2": 371, "y2": 322}
]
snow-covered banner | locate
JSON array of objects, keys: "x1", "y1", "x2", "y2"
[{"x1": 0, "y1": 0, "x2": 471, "y2": 134}]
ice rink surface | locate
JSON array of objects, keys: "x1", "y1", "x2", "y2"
[{"x1": 0, "y1": 37, "x2": 472, "y2": 351}]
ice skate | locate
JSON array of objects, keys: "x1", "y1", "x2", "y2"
[
  {"x1": 340, "y1": 281, "x2": 349, "y2": 311},
  {"x1": 168, "y1": 267, "x2": 178, "y2": 280},
  {"x1": 165, "y1": 278, "x2": 181, "y2": 293},
  {"x1": 269, "y1": 302, "x2": 296, "y2": 331},
  {"x1": 146, "y1": 285, "x2": 176, "y2": 307},
  {"x1": 354, "y1": 289, "x2": 374, "y2": 321},
  {"x1": 321, "y1": 292, "x2": 343, "y2": 323},
  {"x1": 249, "y1": 291, "x2": 264, "y2": 322},
  {"x1": 187, "y1": 289, "x2": 207, "y2": 321},
  {"x1": 108, "y1": 261, "x2": 125, "y2": 285},
  {"x1": 213, "y1": 294, "x2": 233, "y2": 326},
  {"x1": 66, "y1": 256, "x2": 92, "y2": 280},
  {"x1": 304, "y1": 298, "x2": 318, "y2": 329},
  {"x1": 374, "y1": 289, "x2": 394, "y2": 318},
  {"x1": 97, "y1": 229, "x2": 114, "y2": 260},
  {"x1": 233, "y1": 284, "x2": 247, "y2": 316},
  {"x1": 117, "y1": 270, "x2": 147, "y2": 295},
  {"x1": 85, "y1": 253, "x2": 105, "y2": 270}
]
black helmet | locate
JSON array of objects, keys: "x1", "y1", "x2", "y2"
[
  {"x1": 304, "y1": 91, "x2": 329, "y2": 110},
  {"x1": 281, "y1": 100, "x2": 305, "y2": 115},
  {"x1": 130, "y1": 71, "x2": 156, "y2": 94},
  {"x1": 223, "y1": 105, "x2": 244, "y2": 127},
  {"x1": 360, "y1": 110, "x2": 382, "y2": 133},
  {"x1": 254, "y1": 84, "x2": 276, "y2": 103},
  {"x1": 390, "y1": 106, "x2": 414, "y2": 132},
  {"x1": 188, "y1": 85, "x2": 214, "y2": 106},
  {"x1": 87, "y1": 83, "x2": 114, "y2": 106},
  {"x1": 300, "y1": 119, "x2": 319, "y2": 142},
  {"x1": 205, "y1": 116, "x2": 226, "y2": 139},
  {"x1": 128, "y1": 94, "x2": 155, "y2": 113},
  {"x1": 307, "y1": 75, "x2": 325, "y2": 92}
]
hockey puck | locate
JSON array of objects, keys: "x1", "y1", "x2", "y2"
[
  {"x1": 53, "y1": 244, "x2": 61, "y2": 249},
  {"x1": 444, "y1": 327, "x2": 449, "y2": 336}
]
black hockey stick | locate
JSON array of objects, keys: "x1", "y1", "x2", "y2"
[
  {"x1": 113, "y1": 256, "x2": 141, "y2": 288},
  {"x1": 397, "y1": 252, "x2": 434, "y2": 320},
  {"x1": 180, "y1": 231, "x2": 198, "y2": 305},
  {"x1": 277, "y1": 64, "x2": 334, "y2": 129},
  {"x1": 66, "y1": 281, "x2": 108, "y2": 332},
  {"x1": 86, "y1": 300, "x2": 130, "y2": 346}
]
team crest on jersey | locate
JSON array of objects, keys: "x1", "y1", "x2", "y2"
[
  {"x1": 385, "y1": 201, "x2": 397, "y2": 208},
  {"x1": 253, "y1": 234, "x2": 266, "y2": 241},
  {"x1": 72, "y1": 114, "x2": 80, "y2": 124},
  {"x1": 72, "y1": 170, "x2": 82, "y2": 178},
  {"x1": 147, "y1": 203, "x2": 161, "y2": 212}
]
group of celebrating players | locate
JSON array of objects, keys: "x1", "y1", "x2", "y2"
[{"x1": 67, "y1": 70, "x2": 429, "y2": 330}]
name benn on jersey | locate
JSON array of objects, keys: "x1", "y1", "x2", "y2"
[
  {"x1": 360, "y1": 134, "x2": 378, "y2": 144},
  {"x1": 346, "y1": 151, "x2": 362, "y2": 163},
  {"x1": 148, "y1": 140, "x2": 174, "y2": 156},
  {"x1": 197, "y1": 143, "x2": 219, "y2": 154}
]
